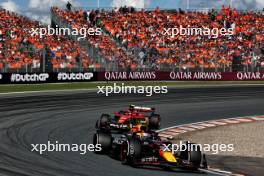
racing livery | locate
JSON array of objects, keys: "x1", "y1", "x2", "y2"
[
  {"x1": 95, "y1": 105, "x2": 161, "y2": 133},
  {"x1": 93, "y1": 105, "x2": 207, "y2": 171},
  {"x1": 93, "y1": 130, "x2": 207, "y2": 171}
]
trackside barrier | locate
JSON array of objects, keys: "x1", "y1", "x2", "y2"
[
  {"x1": 98, "y1": 71, "x2": 264, "y2": 81},
  {"x1": 0, "y1": 73, "x2": 96, "y2": 84},
  {"x1": 1, "y1": 72, "x2": 264, "y2": 84}
]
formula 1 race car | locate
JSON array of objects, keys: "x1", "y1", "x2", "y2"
[
  {"x1": 120, "y1": 133, "x2": 207, "y2": 171},
  {"x1": 95, "y1": 105, "x2": 161, "y2": 133},
  {"x1": 93, "y1": 130, "x2": 207, "y2": 171}
]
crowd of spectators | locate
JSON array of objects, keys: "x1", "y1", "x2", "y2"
[
  {"x1": 0, "y1": 9, "x2": 41, "y2": 71},
  {"x1": 0, "y1": 8, "x2": 90, "y2": 72},
  {"x1": 0, "y1": 5, "x2": 263, "y2": 72},
  {"x1": 98, "y1": 6, "x2": 264, "y2": 71},
  {"x1": 52, "y1": 7, "x2": 138, "y2": 71}
]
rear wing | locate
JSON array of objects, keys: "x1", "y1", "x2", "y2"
[{"x1": 129, "y1": 105, "x2": 155, "y2": 112}]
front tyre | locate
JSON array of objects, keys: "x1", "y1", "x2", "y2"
[
  {"x1": 179, "y1": 141, "x2": 202, "y2": 168},
  {"x1": 188, "y1": 147, "x2": 202, "y2": 167},
  {"x1": 149, "y1": 114, "x2": 161, "y2": 130}
]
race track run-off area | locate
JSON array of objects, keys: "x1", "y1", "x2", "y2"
[{"x1": 0, "y1": 86, "x2": 264, "y2": 176}]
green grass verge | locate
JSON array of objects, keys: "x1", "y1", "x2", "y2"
[{"x1": 0, "y1": 81, "x2": 264, "y2": 93}]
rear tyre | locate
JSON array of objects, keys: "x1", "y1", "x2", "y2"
[
  {"x1": 121, "y1": 138, "x2": 141, "y2": 165},
  {"x1": 93, "y1": 131, "x2": 112, "y2": 154},
  {"x1": 96, "y1": 114, "x2": 110, "y2": 129},
  {"x1": 149, "y1": 114, "x2": 161, "y2": 130}
]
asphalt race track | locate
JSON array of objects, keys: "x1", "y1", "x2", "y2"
[{"x1": 0, "y1": 86, "x2": 264, "y2": 176}]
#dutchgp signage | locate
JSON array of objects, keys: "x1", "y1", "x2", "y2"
[
  {"x1": 10, "y1": 73, "x2": 49, "y2": 83},
  {"x1": 1, "y1": 72, "x2": 264, "y2": 84},
  {"x1": 0, "y1": 72, "x2": 95, "y2": 84},
  {"x1": 57, "y1": 72, "x2": 94, "y2": 81}
]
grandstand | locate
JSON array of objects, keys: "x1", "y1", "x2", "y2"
[
  {"x1": 0, "y1": 7, "x2": 91, "y2": 73},
  {"x1": 0, "y1": 5, "x2": 263, "y2": 72}
]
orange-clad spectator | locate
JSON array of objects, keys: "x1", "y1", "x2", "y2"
[
  {"x1": 130, "y1": 62, "x2": 137, "y2": 71},
  {"x1": 0, "y1": 62, "x2": 3, "y2": 70},
  {"x1": 94, "y1": 62, "x2": 100, "y2": 71}
]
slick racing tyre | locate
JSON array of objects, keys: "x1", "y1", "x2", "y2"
[
  {"x1": 93, "y1": 131, "x2": 112, "y2": 154},
  {"x1": 188, "y1": 146, "x2": 202, "y2": 167},
  {"x1": 179, "y1": 141, "x2": 202, "y2": 167},
  {"x1": 96, "y1": 114, "x2": 110, "y2": 129},
  {"x1": 121, "y1": 138, "x2": 141, "y2": 165},
  {"x1": 149, "y1": 114, "x2": 161, "y2": 130}
]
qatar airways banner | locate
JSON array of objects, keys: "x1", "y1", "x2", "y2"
[
  {"x1": 0, "y1": 72, "x2": 264, "y2": 84},
  {"x1": 98, "y1": 72, "x2": 264, "y2": 81}
]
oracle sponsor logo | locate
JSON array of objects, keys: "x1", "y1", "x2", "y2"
[
  {"x1": 170, "y1": 72, "x2": 222, "y2": 80},
  {"x1": 11, "y1": 73, "x2": 49, "y2": 82},
  {"x1": 57, "y1": 72, "x2": 94, "y2": 81},
  {"x1": 236, "y1": 72, "x2": 264, "y2": 80},
  {"x1": 104, "y1": 72, "x2": 156, "y2": 80}
]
